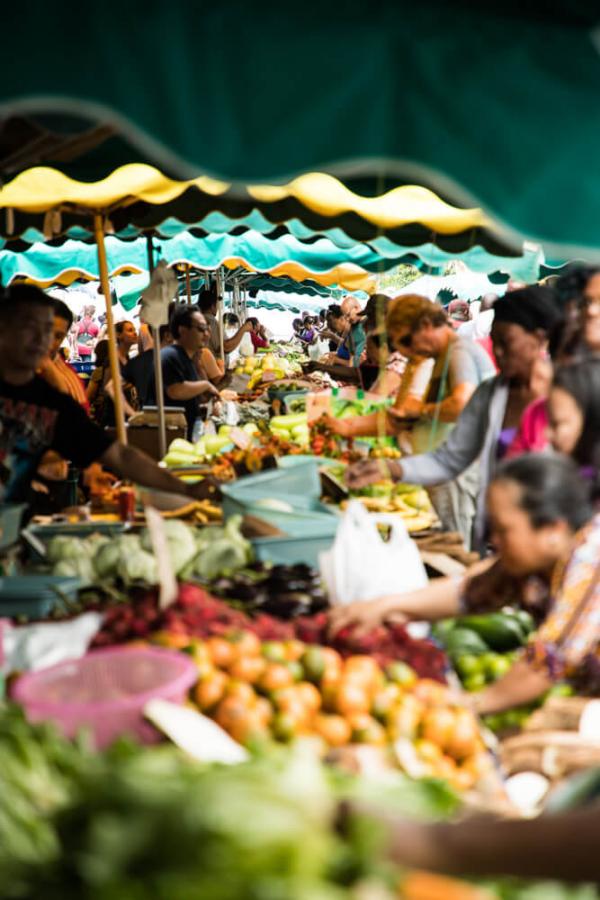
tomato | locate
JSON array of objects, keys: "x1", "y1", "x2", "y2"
[
  {"x1": 420, "y1": 707, "x2": 457, "y2": 753},
  {"x1": 372, "y1": 684, "x2": 403, "y2": 721},
  {"x1": 313, "y1": 713, "x2": 352, "y2": 747},
  {"x1": 194, "y1": 669, "x2": 228, "y2": 711},
  {"x1": 283, "y1": 639, "x2": 306, "y2": 662},
  {"x1": 386, "y1": 695, "x2": 423, "y2": 740},
  {"x1": 347, "y1": 713, "x2": 387, "y2": 746},
  {"x1": 206, "y1": 636, "x2": 237, "y2": 669},
  {"x1": 343, "y1": 656, "x2": 384, "y2": 693},
  {"x1": 295, "y1": 681, "x2": 322, "y2": 713},
  {"x1": 258, "y1": 663, "x2": 295, "y2": 694},
  {"x1": 229, "y1": 656, "x2": 266, "y2": 684},
  {"x1": 333, "y1": 681, "x2": 371, "y2": 716},
  {"x1": 446, "y1": 709, "x2": 480, "y2": 761},
  {"x1": 229, "y1": 630, "x2": 262, "y2": 658},
  {"x1": 225, "y1": 680, "x2": 257, "y2": 705}
]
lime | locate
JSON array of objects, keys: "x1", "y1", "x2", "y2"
[
  {"x1": 486, "y1": 655, "x2": 512, "y2": 681},
  {"x1": 262, "y1": 641, "x2": 287, "y2": 663},
  {"x1": 385, "y1": 661, "x2": 417, "y2": 687},
  {"x1": 463, "y1": 672, "x2": 487, "y2": 692},
  {"x1": 455, "y1": 654, "x2": 481, "y2": 679}
]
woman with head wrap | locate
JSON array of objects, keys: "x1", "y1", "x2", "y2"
[{"x1": 346, "y1": 285, "x2": 564, "y2": 551}]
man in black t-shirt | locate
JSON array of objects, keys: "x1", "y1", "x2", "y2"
[
  {"x1": 0, "y1": 285, "x2": 219, "y2": 505},
  {"x1": 159, "y1": 305, "x2": 220, "y2": 439},
  {"x1": 122, "y1": 323, "x2": 172, "y2": 408}
]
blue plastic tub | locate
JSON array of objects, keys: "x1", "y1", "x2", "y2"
[
  {"x1": 0, "y1": 504, "x2": 26, "y2": 550},
  {"x1": 251, "y1": 532, "x2": 335, "y2": 568},
  {"x1": 0, "y1": 576, "x2": 81, "y2": 618}
]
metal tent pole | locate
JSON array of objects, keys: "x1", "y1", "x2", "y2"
[{"x1": 146, "y1": 234, "x2": 167, "y2": 459}]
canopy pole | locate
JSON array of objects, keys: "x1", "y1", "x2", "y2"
[
  {"x1": 93, "y1": 213, "x2": 127, "y2": 445},
  {"x1": 216, "y1": 268, "x2": 225, "y2": 361},
  {"x1": 185, "y1": 265, "x2": 192, "y2": 304},
  {"x1": 233, "y1": 277, "x2": 241, "y2": 321},
  {"x1": 146, "y1": 234, "x2": 167, "y2": 459}
]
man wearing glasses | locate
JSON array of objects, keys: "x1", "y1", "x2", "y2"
[{"x1": 160, "y1": 304, "x2": 220, "y2": 439}]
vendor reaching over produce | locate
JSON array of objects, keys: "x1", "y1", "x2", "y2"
[
  {"x1": 0, "y1": 285, "x2": 219, "y2": 505},
  {"x1": 154, "y1": 303, "x2": 221, "y2": 439},
  {"x1": 332, "y1": 455, "x2": 600, "y2": 709},
  {"x1": 329, "y1": 294, "x2": 496, "y2": 545},
  {"x1": 345, "y1": 286, "x2": 564, "y2": 550}
]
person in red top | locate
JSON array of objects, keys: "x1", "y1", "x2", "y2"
[
  {"x1": 248, "y1": 317, "x2": 269, "y2": 351},
  {"x1": 76, "y1": 304, "x2": 100, "y2": 357}
]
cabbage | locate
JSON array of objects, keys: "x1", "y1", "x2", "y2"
[
  {"x1": 141, "y1": 519, "x2": 197, "y2": 576},
  {"x1": 121, "y1": 548, "x2": 158, "y2": 585},
  {"x1": 46, "y1": 536, "x2": 89, "y2": 564},
  {"x1": 93, "y1": 540, "x2": 122, "y2": 579},
  {"x1": 53, "y1": 557, "x2": 95, "y2": 586}
]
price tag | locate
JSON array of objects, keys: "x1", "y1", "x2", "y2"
[
  {"x1": 144, "y1": 505, "x2": 178, "y2": 609},
  {"x1": 230, "y1": 427, "x2": 252, "y2": 450}
]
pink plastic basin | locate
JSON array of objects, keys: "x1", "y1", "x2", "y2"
[{"x1": 12, "y1": 646, "x2": 197, "y2": 749}]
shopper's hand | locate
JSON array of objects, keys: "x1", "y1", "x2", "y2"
[
  {"x1": 328, "y1": 596, "x2": 406, "y2": 638},
  {"x1": 345, "y1": 458, "x2": 401, "y2": 489},
  {"x1": 320, "y1": 414, "x2": 351, "y2": 437}
]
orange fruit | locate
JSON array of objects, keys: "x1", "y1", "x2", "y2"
[
  {"x1": 372, "y1": 683, "x2": 402, "y2": 720},
  {"x1": 414, "y1": 738, "x2": 444, "y2": 765},
  {"x1": 300, "y1": 646, "x2": 326, "y2": 683},
  {"x1": 152, "y1": 630, "x2": 191, "y2": 650},
  {"x1": 224, "y1": 679, "x2": 257, "y2": 705},
  {"x1": 261, "y1": 641, "x2": 287, "y2": 663},
  {"x1": 255, "y1": 697, "x2": 274, "y2": 727},
  {"x1": 258, "y1": 662, "x2": 295, "y2": 694},
  {"x1": 271, "y1": 686, "x2": 312, "y2": 725},
  {"x1": 214, "y1": 695, "x2": 248, "y2": 732},
  {"x1": 295, "y1": 681, "x2": 322, "y2": 713},
  {"x1": 229, "y1": 630, "x2": 261, "y2": 657},
  {"x1": 321, "y1": 647, "x2": 344, "y2": 682},
  {"x1": 333, "y1": 680, "x2": 371, "y2": 716},
  {"x1": 283, "y1": 639, "x2": 306, "y2": 662},
  {"x1": 347, "y1": 713, "x2": 387, "y2": 746},
  {"x1": 412, "y1": 679, "x2": 451, "y2": 707},
  {"x1": 436, "y1": 754, "x2": 459, "y2": 781},
  {"x1": 461, "y1": 752, "x2": 491, "y2": 784},
  {"x1": 194, "y1": 669, "x2": 228, "y2": 711},
  {"x1": 313, "y1": 713, "x2": 352, "y2": 747},
  {"x1": 446, "y1": 709, "x2": 480, "y2": 761},
  {"x1": 343, "y1": 655, "x2": 383, "y2": 693},
  {"x1": 229, "y1": 655, "x2": 266, "y2": 684},
  {"x1": 386, "y1": 694, "x2": 423, "y2": 740},
  {"x1": 420, "y1": 707, "x2": 457, "y2": 753},
  {"x1": 385, "y1": 661, "x2": 418, "y2": 688},
  {"x1": 451, "y1": 767, "x2": 476, "y2": 792},
  {"x1": 271, "y1": 710, "x2": 304, "y2": 742},
  {"x1": 206, "y1": 636, "x2": 237, "y2": 669}
]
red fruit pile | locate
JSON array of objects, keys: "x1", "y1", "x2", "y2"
[{"x1": 92, "y1": 584, "x2": 447, "y2": 682}]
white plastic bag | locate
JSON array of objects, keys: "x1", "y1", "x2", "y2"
[{"x1": 319, "y1": 500, "x2": 427, "y2": 605}]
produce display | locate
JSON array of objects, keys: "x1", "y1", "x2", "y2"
[
  {"x1": 0, "y1": 705, "x2": 459, "y2": 900},
  {"x1": 210, "y1": 562, "x2": 329, "y2": 618},
  {"x1": 92, "y1": 584, "x2": 448, "y2": 682},
  {"x1": 233, "y1": 352, "x2": 303, "y2": 388},
  {"x1": 340, "y1": 479, "x2": 438, "y2": 532},
  {"x1": 47, "y1": 517, "x2": 252, "y2": 588},
  {"x1": 185, "y1": 631, "x2": 490, "y2": 790},
  {"x1": 268, "y1": 411, "x2": 309, "y2": 447}
]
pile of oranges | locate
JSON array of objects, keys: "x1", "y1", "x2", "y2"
[{"x1": 160, "y1": 628, "x2": 490, "y2": 792}]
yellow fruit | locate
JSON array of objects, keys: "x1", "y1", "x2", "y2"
[{"x1": 313, "y1": 713, "x2": 352, "y2": 747}]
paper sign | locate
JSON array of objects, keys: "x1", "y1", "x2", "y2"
[
  {"x1": 143, "y1": 505, "x2": 178, "y2": 609},
  {"x1": 230, "y1": 427, "x2": 252, "y2": 450}
]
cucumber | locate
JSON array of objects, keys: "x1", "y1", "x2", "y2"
[
  {"x1": 445, "y1": 627, "x2": 490, "y2": 658},
  {"x1": 460, "y1": 613, "x2": 526, "y2": 652}
]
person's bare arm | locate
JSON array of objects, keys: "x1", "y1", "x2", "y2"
[
  {"x1": 223, "y1": 323, "x2": 252, "y2": 353},
  {"x1": 421, "y1": 381, "x2": 476, "y2": 423},
  {"x1": 371, "y1": 369, "x2": 402, "y2": 398},
  {"x1": 105, "y1": 378, "x2": 137, "y2": 417},
  {"x1": 471, "y1": 657, "x2": 552, "y2": 715},
  {"x1": 166, "y1": 381, "x2": 219, "y2": 401},
  {"x1": 100, "y1": 442, "x2": 219, "y2": 501},
  {"x1": 196, "y1": 349, "x2": 225, "y2": 385}
]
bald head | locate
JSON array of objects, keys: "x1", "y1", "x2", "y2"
[{"x1": 341, "y1": 295, "x2": 363, "y2": 323}]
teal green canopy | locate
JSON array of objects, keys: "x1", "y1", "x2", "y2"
[{"x1": 2, "y1": 2, "x2": 600, "y2": 259}]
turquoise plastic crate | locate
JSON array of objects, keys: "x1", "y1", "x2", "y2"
[
  {"x1": 230, "y1": 459, "x2": 321, "y2": 496},
  {"x1": 251, "y1": 532, "x2": 335, "y2": 568},
  {"x1": 277, "y1": 455, "x2": 340, "y2": 470},
  {"x1": 0, "y1": 576, "x2": 81, "y2": 618}
]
